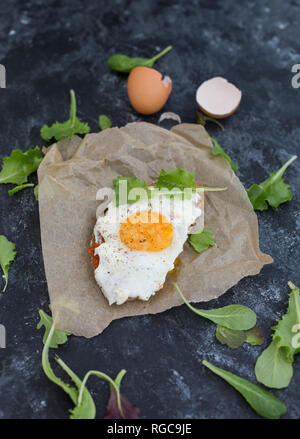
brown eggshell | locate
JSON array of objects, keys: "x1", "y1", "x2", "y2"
[
  {"x1": 196, "y1": 76, "x2": 242, "y2": 119},
  {"x1": 127, "y1": 66, "x2": 172, "y2": 115}
]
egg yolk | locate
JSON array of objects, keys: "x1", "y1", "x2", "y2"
[{"x1": 120, "y1": 211, "x2": 173, "y2": 251}]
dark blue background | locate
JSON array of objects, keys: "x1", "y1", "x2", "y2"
[{"x1": 0, "y1": 0, "x2": 299, "y2": 419}]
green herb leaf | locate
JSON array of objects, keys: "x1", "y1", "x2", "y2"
[
  {"x1": 99, "y1": 115, "x2": 112, "y2": 131},
  {"x1": 255, "y1": 282, "x2": 300, "y2": 389},
  {"x1": 37, "y1": 309, "x2": 71, "y2": 349},
  {"x1": 40, "y1": 90, "x2": 90, "y2": 142},
  {"x1": 55, "y1": 356, "x2": 96, "y2": 419},
  {"x1": 113, "y1": 176, "x2": 150, "y2": 206},
  {"x1": 174, "y1": 283, "x2": 256, "y2": 330},
  {"x1": 272, "y1": 281, "x2": 300, "y2": 361},
  {"x1": 255, "y1": 339, "x2": 293, "y2": 389},
  {"x1": 210, "y1": 136, "x2": 238, "y2": 172},
  {"x1": 0, "y1": 235, "x2": 16, "y2": 292},
  {"x1": 8, "y1": 183, "x2": 34, "y2": 196},
  {"x1": 245, "y1": 326, "x2": 264, "y2": 346},
  {"x1": 216, "y1": 325, "x2": 246, "y2": 349},
  {"x1": 203, "y1": 360, "x2": 286, "y2": 419},
  {"x1": 41, "y1": 322, "x2": 86, "y2": 413},
  {"x1": 155, "y1": 168, "x2": 196, "y2": 191},
  {"x1": 0, "y1": 146, "x2": 43, "y2": 196},
  {"x1": 189, "y1": 228, "x2": 215, "y2": 254},
  {"x1": 247, "y1": 155, "x2": 297, "y2": 210},
  {"x1": 196, "y1": 111, "x2": 224, "y2": 131},
  {"x1": 107, "y1": 45, "x2": 172, "y2": 73},
  {"x1": 34, "y1": 184, "x2": 39, "y2": 200},
  {"x1": 216, "y1": 325, "x2": 264, "y2": 349}
]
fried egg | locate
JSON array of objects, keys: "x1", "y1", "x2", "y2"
[{"x1": 93, "y1": 188, "x2": 203, "y2": 305}]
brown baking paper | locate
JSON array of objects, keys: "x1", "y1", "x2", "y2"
[{"x1": 38, "y1": 122, "x2": 272, "y2": 338}]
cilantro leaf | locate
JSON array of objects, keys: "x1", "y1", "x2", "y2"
[
  {"x1": 0, "y1": 146, "x2": 43, "y2": 196},
  {"x1": 0, "y1": 235, "x2": 16, "y2": 292},
  {"x1": 155, "y1": 168, "x2": 197, "y2": 191},
  {"x1": 40, "y1": 90, "x2": 90, "y2": 142},
  {"x1": 247, "y1": 155, "x2": 297, "y2": 210},
  {"x1": 209, "y1": 136, "x2": 238, "y2": 172},
  {"x1": 189, "y1": 227, "x2": 215, "y2": 253},
  {"x1": 37, "y1": 309, "x2": 70, "y2": 349},
  {"x1": 99, "y1": 114, "x2": 112, "y2": 131},
  {"x1": 203, "y1": 360, "x2": 287, "y2": 419},
  {"x1": 113, "y1": 176, "x2": 150, "y2": 206}
]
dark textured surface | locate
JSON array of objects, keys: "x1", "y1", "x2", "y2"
[{"x1": 0, "y1": 0, "x2": 299, "y2": 419}]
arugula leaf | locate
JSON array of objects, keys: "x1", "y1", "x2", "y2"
[
  {"x1": 55, "y1": 356, "x2": 96, "y2": 419},
  {"x1": 155, "y1": 168, "x2": 196, "y2": 191},
  {"x1": 209, "y1": 136, "x2": 238, "y2": 172},
  {"x1": 174, "y1": 283, "x2": 256, "y2": 330},
  {"x1": 99, "y1": 115, "x2": 112, "y2": 131},
  {"x1": 216, "y1": 325, "x2": 264, "y2": 349},
  {"x1": 113, "y1": 176, "x2": 150, "y2": 206},
  {"x1": 40, "y1": 90, "x2": 90, "y2": 142},
  {"x1": 247, "y1": 155, "x2": 297, "y2": 210},
  {"x1": 107, "y1": 45, "x2": 172, "y2": 73},
  {"x1": 37, "y1": 309, "x2": 70, "y2": 349},
  {"x1": 189, "y1": 228, "x2": 215, "y2": 253},
  {"x1": 255, "y1": 339, "x2": 293, "y2": 389},
  {"x1": 0, "y1": 146, "x2": 43, "y2": 195},
  {"x1": 203, "y1": 360, "x2": 286, "y2": 419},
  {"x1": 0, "y1": 235, "x2": 16, "y2": 292},
  {"x1": 196, "y1": 111, "x2": 224, "y2": 131}
]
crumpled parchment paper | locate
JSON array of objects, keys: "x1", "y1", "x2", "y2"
[{"x1": 38, "y1": 122, "x2": 272, "y2": 338}]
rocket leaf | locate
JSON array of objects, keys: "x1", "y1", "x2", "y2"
[
  {"x1": 189, "y1": 228, "x2": 215, "y2": 253},
  {"x1": 40, "y1": 90, "x2": 90, "y2": 141},
  {"x1": 247, "y1": 155, "x2": 297, "y2": 210},
  {"x1": 37, "y1": 309, "x2": 71, "y2": 349},
  {"x1": 174, "y1": 283, "x2": 256, "y2": 330},
  {"x1": 107, "y1": 45, "x2": 172, "y2": 73},
  {"x1": 210, "y1": 136, "x2": 238, "y2": 172},
  {"x1": 0, "y1": 235, "x2": 16, "y2": 292},
  {"x1": 203, "y1": 360, "x2": 286, "y2": 419}
]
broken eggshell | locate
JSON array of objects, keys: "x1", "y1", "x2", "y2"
[
  {"x1": 127, "y1": 66, "x2": 172, "y2": 115},
  {"x1": 196, "y1": 77, "x2": 242, "y2": 119},
  {"x1": 158, "y1": 112, "x2": 181, "y2": 124}
]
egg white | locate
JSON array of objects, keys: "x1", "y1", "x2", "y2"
[{"x1": 93, "y1": 190, "x2": 202, "y2": 305}]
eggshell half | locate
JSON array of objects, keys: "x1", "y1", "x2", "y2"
[
  {"x1": 127, "y1": 66, "x2": 172, "y2": 115},
  {"x1": 196, "y1": 77, "x2": 242, "y2": 119}
]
